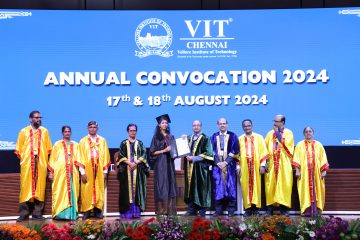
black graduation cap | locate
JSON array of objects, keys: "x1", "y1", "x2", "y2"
[{"x1": 156, "y1": 114, "x2": 171, "y2": 124}]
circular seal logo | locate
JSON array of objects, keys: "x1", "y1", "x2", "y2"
[{"x1": 135, "y1": 18, "x2": 173, "y2": 58}]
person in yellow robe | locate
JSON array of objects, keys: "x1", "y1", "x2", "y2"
[
  {"x1": 14, "y1": 110, "x2": 52, "y2": 222},
  {"x1": 78, "y1": 121, "x2": 110, "y2": 220},
  {"x1": 264, "y1": 114, "x2": 294, "y2": 215},
  {"x1": 292, "y1": 127, "x2": 329, "y2": 217},
  {"x1": 238, "y1": 119, "x2": 269, "y2": 216},
  {"x1": 48, "y1": 126, "x2": 81, "y2": 220}
]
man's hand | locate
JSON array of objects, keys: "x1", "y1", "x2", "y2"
[
  {"x1": 186, "y1": 156, "x2": 193, "y2": 162},
  {"x1": 128, "y1": 162, "x2": 137, "y2": 170},
  {"x1": 217, "y1": 162, "x2": 227, "y2": 170},
  {"x1": 81, "y1": 174, "x2": 88, "y2": 183},
  {"x1": 295, "y1": 168, "x2": 301, "y2": 179},
  {"x1": 104, "y1": 173, "x2": 108, "y2": 187},
  {"x1": 181, "y1": 134, "x2": 187, "y2": 140},
  {"x1": 260, "y1": 166, "x2": 266, "y2": 174},
  {"x1": 321, "y1": 170, "x2": 326, "y2": 178},
  {"x1": 48, "y1": 172, "x2": 53, "y2": 181},
  {"x1": 236, "y1": 166, "x2": 241, "y2": 177}
]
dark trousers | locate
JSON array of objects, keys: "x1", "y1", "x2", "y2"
[
  {"x1": 187, "y1": 200, "x2": 207, "y2": 216},
  {"x1": 215, "y1": 198, "x2": 236, "y2": 214},
  {"x1": 83, "y1": 207, "x2": 103, "y2": 218},
  {"x1": 19, "y1": 199, "x2": 44, "y2": 217}
]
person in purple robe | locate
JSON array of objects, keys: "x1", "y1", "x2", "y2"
[{"x1": 210, "y1": 118, "x2": 240, "y2": 217}]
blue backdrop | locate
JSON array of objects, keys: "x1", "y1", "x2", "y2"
[{"x1": 0, "y1": 8, "x2": 359, "y2": 148}]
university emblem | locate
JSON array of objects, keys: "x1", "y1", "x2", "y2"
[{"x1": 135, "y1": 18, "x2": 173, "y2": 58}]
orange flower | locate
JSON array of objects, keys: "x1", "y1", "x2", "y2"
[
  {"x1": 0, "y1": 224, "x2": 42, "y2": 240},
  {"x1": 262, "y1": 233, "x2": 276, "y2": 240},
  {"x1": 23, "y1": 228, "x2": 30, "y2": 235},
  {"x1": 284, "y1": 218, "x2": 292, "y2": 225}
]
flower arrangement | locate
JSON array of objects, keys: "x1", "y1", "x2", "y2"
[
  {"x1": 124, "y1": 217, "x2": 156, "y2": 240},
  {"x1": 153, "y1": 215, "x2": 185, "y2": 240},
  {"x1": 71, "y1": 219, "x2": 105, "y2": 239},
  {"x1": 312, "y1": 216, "x2": 348, "y2": 240},
  {"x1": 261, "y1": 215, "x2": 294, "y2": 239},
  {"x1": 101, "y1": 219, "x2": 124, "y2": 240},
  {"x1": 41, "y1": 223, "x2": 81, "y2": 240},
  {"x1": 0, "y1": 223, "x2": 42, "y2": 240},
  {"x1": 341, "y1": 218, "x2": 360, "y2": 240},
  {"x1": 1, "y1": 215, "x2": 359, "y2": 240},
  {"x1": 212, "y1": 217, "x2": 246, "y2": 239},
  {"x1": 187, "y1": 217, "x2": 220, "y2": 240}
]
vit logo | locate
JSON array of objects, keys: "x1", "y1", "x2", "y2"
[
  {"x1": 179, "y1": 18, "x2": 235, "y2": 51},
  {"x1": 135, "y1": 18, "x2": 173, "y2": 58},
  {"x1": 183, "y1": 19, "x2": 233, "y2": 39}
]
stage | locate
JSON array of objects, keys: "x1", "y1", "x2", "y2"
[{"x1": 1, "y1": 169, "x2": 359, "y2": 221}]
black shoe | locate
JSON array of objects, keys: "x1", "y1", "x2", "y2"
[
  {"x1": 243, "y1": 210, "x2": 252, "y2": 217},
  {"x1": 184, "y1": 211, "x2": 197, "y2": 216},
  {"x1": 266, "y1": 206, "x2": 273, "y2": 216},
  {"x1": 94, "y1": 208, "x2": 103, "y2": 219},
  {"x1": 212, "y1": 212, "x2": 221, "y2": 217},
  {"x1": 95, "y1": 213, "x2": 103, "y2": 219},
  {"x1": 16, "y1": 215, "x2": 29, "y2": 222},
  {"x1": 266, "y1": 209, "x2": 273, "y2": 216},
  {"x1": 82, "y1": 211, "x2": 91, "y2": 220},
  {"x1": 32, "y1": 215, "x2": 45, "y2": 220},
  {"x1": 279, "y1": 205, "x2": 289, "y2": 216},
  {"x1": 197, "y1": 210, "x2": 206, "y2": 217},
  {"x1": 280, "y1": 209, "x2": 289, "y2": 216}
]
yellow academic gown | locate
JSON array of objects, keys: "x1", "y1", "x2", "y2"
[
  {"x1": 292, "y1": 140, "x2": 329, "y2": 213},
  {"x1": 48, "y1": 140, "x2": 80, "y2": 217},
  {"x1": 238, "y1": 133, "x2": 269, "y2": 209},
  {"x1": 265, "y1": 128, "x2": 294, "y2": 208},
  {"x1": 15, "y1": 126, "x2": 52, "y2": 203},
  {"x1": 78, "y1": 135, "x2": 110, "y2": 212}
]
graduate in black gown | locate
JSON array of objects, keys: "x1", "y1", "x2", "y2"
[{"x1": 149, "y1": 114, "x2": 178, "y2": 215}]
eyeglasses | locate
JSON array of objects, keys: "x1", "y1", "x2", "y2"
[
  {"x1": 273, "y1": 120, "x2": 282, "y2": 123},
  {"x1": 32, "y1": 117, "x2": 43, "y2": 119}
]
